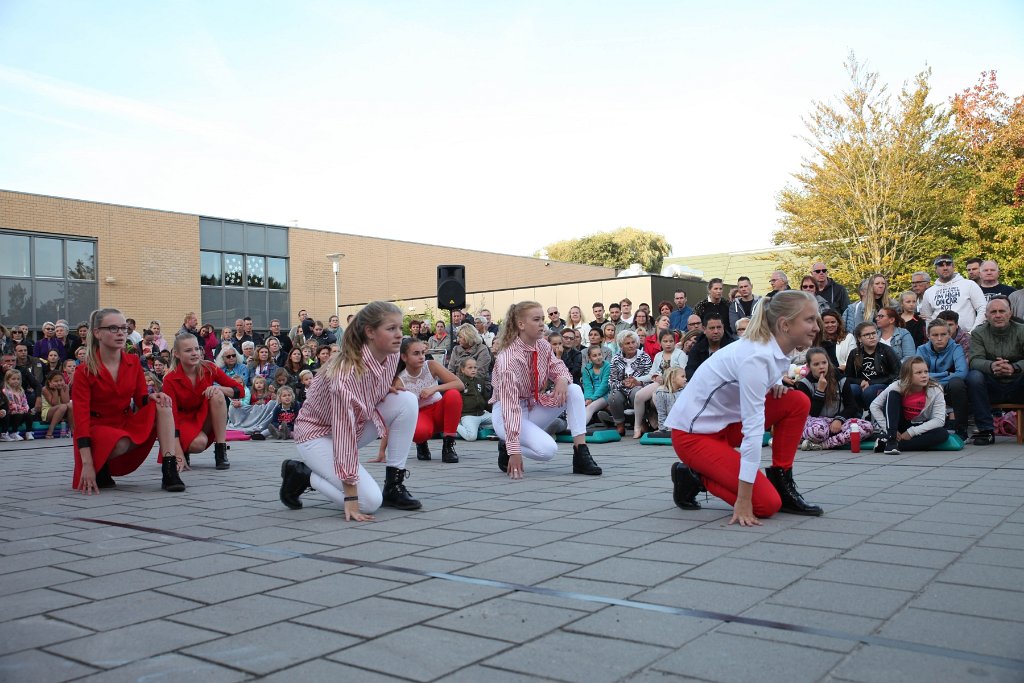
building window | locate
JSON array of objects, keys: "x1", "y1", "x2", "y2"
[
  {"x1": 0, "y1": 231, "x2": 98, "y2": 330},
  {"x1": 199, "y1": 218, "x2": 289, "y2": 329}
]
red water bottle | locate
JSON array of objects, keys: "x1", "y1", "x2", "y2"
[{"x1": 850, "y1": 422, "x2": 861, "y2": 454}]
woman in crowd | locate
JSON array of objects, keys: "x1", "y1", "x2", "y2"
[
  {"x1": 608, "y1": 329, "x2": 653, "y2": 436},
  {"x1": 44, "y1": 349, "x2": 62, "y2": 376},
  {"x1": 149, "y1": 320, "x2": 168, "y2": 351},
  {"x1": 845, "y1": 321, "x2": 901, "y2": 409},
  {"x1": 427, "y1": 320, "x2": 450, "y2": 358},
  {"x1": 632, "y1": 329, "x2": 685, "y2": 438},
  {"x1": 875, "y1": 306, "x2": 916, "y2": 362},
  {"x1": 281, "y1": 301, "x2": 422, "y2": 518},
  {"x1": 897, "y1": 291, "x2": 926, "y2": 348},
  {"x1": 820, "y1": 310, "x2": 856, "y2": 372},
  {"x1": 565, "y1": 306, "x2": 587, "y2": 335},
  {"x1": 870, "y1": 356, "x2": 949, "y2": 454},
  {"x1": 199, "y1": 324, "x2": 220, "y2": 361},
  {"x1": 162, "y1": 333, "x2": 245, "y2": 471},
  {"x1": 800, "y1": 276, "x2": 830, "y2": 313},
  {"x1": 666, "y1": 290, "x2": 824, "y2": 522},
  {"x1": 72, "y1": 308, "x2": 182, "y2": 494},
  {"x1": 35, "y1": 321, "x2": 64, "y2": 362},
  {"x1": 680, "y1": 329, "x2": 701, "y2": 357},
  {"x1": 641, "y1": 315, "x2": 669, "y2": 358},
  {"x1": 216, "y1": 345, "x2": 248, "y2": 387},
  {"x1": 399, "y1": 337, "x2": 464, "y2": 463},
  {"x1": 490, "y1": 301, "x2": 602, "y2": 479},
  {"x1": 281, "y1": 347, "x2": 306, "y2": 385},
  {"x1": 794, "y1": 347, "x2": 872, "y2": 450},
  {"x1": 447, "y1": 324, "x2": 492, "y2": 382},
  {"x1": 267, "y1": 336, "x2": 284, "y2": 367},
  {"x1": 657, "y1": 301, "x2": 674, "y2": 321},
  {"x1": 632, "y1": 309, "x2": 653, "y2": 340}
]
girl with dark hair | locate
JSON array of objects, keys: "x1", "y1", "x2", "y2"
[
  {"x1": 795, "y1": 347, "x2": 872, "y2": 450},
  {"x1": 281, "y1": 301, "x2": 421, "y2": 518},
  {"x1": 399, "y1": 337, "x2": 464, "y2": 463},
  {"x1": 845, "y1": 322, "x2": 901, "y2": 409},
  {"x1": 820, "y1": 309, "x2": 855, "y2": 371},
  {"x1": 869, "y1": 356, "x2": 949, "y2": 454}
]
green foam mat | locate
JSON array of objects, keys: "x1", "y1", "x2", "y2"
[
  {"x1": 639, "y1": 433, "x2": 672, "y2": 445},
  {"x1": 555, "y1": 429, "x2": 622, "y2": 443}
]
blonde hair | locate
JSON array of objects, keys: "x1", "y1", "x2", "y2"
[
  {"x1": 745, "y1": 291, "x2": 816, "y2": 344},
  {"x1": 84, "y1": 308, "x2": 123, "y2": 376},
  {"x1": 169, "y1": 331, "x2": 215, "y2": 381},
  {"x1": 4, "y1": 368, "x2": 23, "y2": 390},
  {"x1": 898, "y1": 356, "x2": 938, "y2": 395},
  {"x1": 321, "y1": 301, "x2": 403, "y2": 379},
  {"x1": 144, "y1": 371, "x2": 162, "y2": 393},
  {"x1": 660, "y1": 366, "x2": 686, "y2": 393},
  {"x1": 276, "y1": 385, "x2": 296, "y2": 404},
  {"x1": 456, "y1": 323, "x2": 481, "y2": 346},
  {"x1": 492, "y1": 301, "x2": 542, "y2": 354},
  {"x1": 863, "y1": 274, "x2": 889, "y2": 321}
]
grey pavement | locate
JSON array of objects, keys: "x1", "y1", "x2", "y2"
[{"x1": 1, "y1": 433, "x2": 1023, "y2": 682}]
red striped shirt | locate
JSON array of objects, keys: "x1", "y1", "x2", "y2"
[
  {"x1": 490, "y1": 336, "x2": 571, "y2": 455},
  {"x1": 294, "y1": 345, "x2": 397, "y2": 483}
]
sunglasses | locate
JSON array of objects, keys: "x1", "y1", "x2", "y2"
[
  {"x1": 801, "y1": 285, "x2": 817, "y2": 290},
  {"x1": 812, "y1": 269, "x2": 827, "y2": 274},
  {"x1": 934, "y1": 260, "x2": 953, "y2": 267}
]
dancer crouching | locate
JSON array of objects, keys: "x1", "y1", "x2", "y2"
[
  {"x1": 490, "y1": 301, "x2": 602, "y2": 479},
  {"x1": 162, "y1": 333, "x2": 245, "y2": 470},
  {"x1": 280, "y1": 301, "x2": 420, "y2": 519},
  {"x1": 666, "y1": 291, "x2": 823, "y2": 524},
  {"x1": 72, "y1": 308, "x2": 183, "y2": 494}
]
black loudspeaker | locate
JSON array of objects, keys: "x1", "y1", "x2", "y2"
[{"x1": 437, "y1": 265, "x2": 466, "y2": 310}]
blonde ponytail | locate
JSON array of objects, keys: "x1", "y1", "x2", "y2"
[
  {"x1": 492, "y1": 301, "x2": 542, "y2": 355},
  {"x1": 746, "y1": 291, "x2": 816, "y2": 344}
]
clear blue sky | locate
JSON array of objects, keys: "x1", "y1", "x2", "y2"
[{"x1": 1, "y1": 1, "x2": 1021, "y2": 260}]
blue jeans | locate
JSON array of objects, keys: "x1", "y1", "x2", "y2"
[
  {"x1": 850, "y1": 382, "x2": 886, "y2": 411},
  {"x1": 966, "y1": 370, "x2": 1024, "y2": 432}
]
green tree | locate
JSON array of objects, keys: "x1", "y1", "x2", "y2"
[
  {"x1": 538, "y1": 227, "x2": 672, "y2": 273},
  {"x1": 950, "y1": 71, "x2": 1024, "y2": 286},
  {"x1": 773, "y1": 55, "x2": 962, "y2": 292}
]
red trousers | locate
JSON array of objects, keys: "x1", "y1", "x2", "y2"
[
  {"x1": 671, "y1": 390, "x2": 809, "y2": 518},
  {"x1": 414, "y1": 390, "x2": 463, "y2": 443}
]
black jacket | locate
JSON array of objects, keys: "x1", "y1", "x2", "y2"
[
  {"x1": 845, "y1": 344, "x2": 900, "y2": 386},
  {"x1": 685, "y1": 333, "x2": 737, "y2": 381}
]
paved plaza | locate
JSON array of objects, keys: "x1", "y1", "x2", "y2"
[{"x1": 1, "y1": 433, "x2": 1022, "y2": 682}]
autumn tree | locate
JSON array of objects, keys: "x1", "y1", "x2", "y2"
[
  {"x1": 950, "y1": 71, "x2": 1024, "y2": 286},
  {"x1": 538, "y1": 227, "x2": 672, "y2": 273},
  {"x1": 773, "y1": 55, "x2": 962, "y2": 291}
]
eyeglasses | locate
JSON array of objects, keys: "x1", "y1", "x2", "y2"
[
  {"x1": 812, "y1": 269, "x2": 828, "y2": 274},
  {"x1": 100, "y1": 325, "x2": 129, "y2": 334},
  {"x1": 223, "y1": 354, "x2": 237, "y2": 358},
  {"x1": 549, "y1": 311, "x2": 558, "y2": 316},
  {"x1": 934, "y1": 260, "x2": 953, "y2": 267},
  {"x1": 801, "y1": 285, "x2": 817, "y2": 290}
]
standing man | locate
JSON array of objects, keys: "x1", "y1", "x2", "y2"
[
  {"x1": 694, "y1": 279, "x2": 733, "y2": 334},
  {"x1": 479, "y1": 309, "x2": 499, "y2": 335},
  {"x1": 243, "y1": 317, "x2": 264, "y2": 346},
  {"x1": 288, "y1": 309, "x2": 308, "y2": 343},
  {"x1": 546, "y1": 306, "x2": 565, "y2": 332},
  {"x1": 728, "y1": 276, "x2": 761, "y2": 332},
  {"x1": 978, "y1": 260, "x2": 1016, "y2": 301},
  {"x1": 619, "y1": 298, "x2": 634, "y2": 325},
  {"x1": 965, "y1": 296, "x2": 1024, "y2": 445},
  {"x1": 589, "y1": 302, "x2": 606, "y2": 332},
  {"x1": 267, "y1": 319, "x2": 293, "y2": 361},
  {"x1": 231, "y1": 318, "x2": 251, "y2": 353},
  {"x1": 910, "y1": 272, "x2": 931, "y2": 311},
  {"x1": 608, "y1": 304, "x2": 630, "y2": 334},
  {"x1": 668, "y1": 290, "x2": 693, "y2": 332},
  {"x1": 964, "y1": 258, "x2": 983, "y2": 282},
  {"x1": 684, "y1": 314, "x2": 735, "y2": 380},
  {"x1": 919, "y1": 254, "x2": 988, "y2": 331},
  {"x1": 767, "y1": 271, "x2": 790, "y2": 297},
  {"x1": 811, "y1": 261, "x2": 850, "y2": 313}
]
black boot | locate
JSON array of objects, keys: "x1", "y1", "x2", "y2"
[
  {"x1": 214, "y1": 443, "x2": 230, "y2": 470},
  {"x1": 161, "y1": 454, "x2": 185, "y2": 493},
  {"x1": 95, "y1": 463, "x2": 116, "y2": 489},
  {"x1": 279, "y1": 459, "x2": 311, "y2": 510},
  {"x1": 441, "y1": 436, "x2": 459, "y2": 463},
  {"x1": 670, "y1": 462, "x2": 701, "y2": 510},
  {"x1": 497, "y1": 441, "x2": 509, "y2": 472},
  {"x1": 381, "y1": 467, "x2": 422, "y2": 510},
  {"x1": 765, "y1": 466, "x2": 823, "y2": 516},
  {"x1": 572, "y1": 443, "x2": 602, "y2": 475},
  {"x1": 416, "y1": 441, "x2": 432, "y2": 461}
]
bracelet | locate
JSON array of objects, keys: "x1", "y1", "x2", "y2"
[{"x1": 344, "y1": 496, "x2": 358, "y2": 502}]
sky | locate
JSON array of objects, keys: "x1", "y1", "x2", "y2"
[{"x1": 1, "y1": 1, "x2": 1022, "y2": 261}]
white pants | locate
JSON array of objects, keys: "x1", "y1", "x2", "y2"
[
  {"x1": 492, "y1": 384, "x2": 586, "y2": 461},
  {"x1": 296, "y1": 390, "x2": 417, "y2": 513},
  {"x1": 584, "y1": 396, "x2": 609, "y2": 424},
  {"x1": 457, "y1": 412, "x2": 492, "y2": 441}
]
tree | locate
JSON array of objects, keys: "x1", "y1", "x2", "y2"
[
  {"x1": 950, "y1": 71, "x2": 1024, "y2": 286},
  {"x1": 538, "y1": 227, "x2": 672, "y2": 273},
  {"x1": 773, "y1": 55, "x2": 962, "y2": 292}
]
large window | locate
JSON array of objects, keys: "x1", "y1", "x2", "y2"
[
  {"x1": 0, "y1": 231, "x2": 97, "y2": 329},
  {"x1": 199, "y1": 218, "x2": 289, "y2": 329}
]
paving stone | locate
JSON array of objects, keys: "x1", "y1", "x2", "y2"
[
  {"x1": 878, "y1": 607, "x2": 1023, "y2": 660},
  {"x1": 716, "y1": 603, "x2": 882, "y2": 653},
  {"x1": 0, "y1": 616, "x2": 94, "y2": 656},
  {"x1": 936, "y1": 561, "x2": 1024, "y2": 592},
  {"x1": 45, "y1": 619, "x2": 220, "y2": 669},
  {"x1": 807, "y1": 558, "x2": 938, "y2": 591},
  {"x1": 909, "y1": 583, "x2": 1024, "y2": 622},
  {"x1": 53, "y1": 568, "x2": 187, "y2": 600},
  {"x1": 633, "y1": 577, "x2": 774, "y2": 615},
  {"x1": 50, "y1": 591, "x2": 203, "y2": 631},
  {"x1": 148, "y1": 552, "x2": 271, "y2": 578},
  {"x1": 156, "y1": 569, "x2": 292, "y2": 604},
  {"x1": 567, "y1": 557, "x2": 689, "y2": 586},
  {"x1": 415, "y1": 540, "x2": 527, "y2": 563},
  {"x1": 381, "y1": 578, "x2": 511, "y2": 609},
  {"x1": 0, "y1": 648, "x2": 98, "y2": 682},
  {"x1": 294, "y1": 596, "x2": 448, "y2": 637},
  {"x1": 652, "y1": 631, "x2": 844, "y2": 683},
  {"x1": 261, "y1": 658, "x2": 399, "y2": 683},
  {"x1": 509, "y1": 577, "x2": 645, "y2": 613},
  {"x1": 72, "y1": 652, "x2": 251, "y2": 683},
  {"x1": 959, "y1": 545, "x2": 1024, "y2": 568},
  {"x1": 0, "y1": 548, "x2": 92, "y2": 574},
  {"x1": 167, "y1": 594, "x2": 321, "y2": 634},
  {"x1": 183, "y1": 621, "x2": 358, "y2": 675},
  {"x1": 329, "y1": 625, "x2": 508, "y2": 681},
  {"x1": 266, "y1": 572, "x2": 403, "y2": 607},
  {"x1": 829, "y1": 645, "x2": 1022, "y2": 683},
  {"x1": 768, "y1": 579, "x2": 912, "y2": 619},
  {"x1": 456, "y1": 555, "x2": 577, "y2": 585},
  {"x1": 0, "y1": 588, "x2": 89, "y2": 622},
  {"x1": 565, "y1": 605, "x2": 717, "y2": 648},
  {"x1": 245, "y1": 556, "x2": 351, "y2": 581},
  {"x1": 682, "y1": 556, "x2": 811, "y2": 589},
  {"x1": 0, "y1": 567, "x2": 88, "y2": 596},
  {"x1": 841, "y1": 542, "x2": 959, "y2": 569},
  {"x1": 427, "y1": 597, "x2": 585, "y2": 642},
  {"x1": 435, "y1": 664, "x2": 554, "y2": 683},
  {"x1": 483, "y1": 630, "x2": 668, "y2": 683}
]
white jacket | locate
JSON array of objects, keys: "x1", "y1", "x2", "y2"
[
  {"x1": 919, "y1": 274, "x2": 987, "y2": 330},
  {"x1": 869, "y1": 382, "x2": 946, "y2": 437}
]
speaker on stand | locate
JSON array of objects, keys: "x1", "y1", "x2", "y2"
[{"x1": 436, "y1": 265, "x2": 466, "y2": 363}]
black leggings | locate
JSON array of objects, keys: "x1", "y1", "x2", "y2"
[
  {"x1": 5, "y1": 412, "x2": 33, "y2": 434},
  {"x1": 883, "y1": 392, "x2": 948, "y2": 451}
]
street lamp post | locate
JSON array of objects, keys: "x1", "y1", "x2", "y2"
[{"x1": 325, "y1": 253, "x2": 344, "y2": 317}]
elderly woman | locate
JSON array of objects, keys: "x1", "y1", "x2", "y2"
[
  {"x1": 448, "y1": 324, "x2": 493, "y2": 381},
  {"x1": 474, "y1": 317, "x2": 495, "y2": 349},
  {"x1": 36, "y1": 321, "x2": 65, "y2": 362},
  {"x1": 607, "y1": 329, "x2": 653, "y2": 436}
]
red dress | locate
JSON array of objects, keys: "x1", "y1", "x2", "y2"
[
  {"x1": 162, "y1": 362, "x2": 245, "y2": 456},
  {"x1": 71, "y1": 352, "x2": 158, "y2": 489}
]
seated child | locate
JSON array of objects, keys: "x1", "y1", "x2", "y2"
[
  {"x1": 870, "y1": 356, "x2": 949, "y2": 455},
  {"x1": 795, "y1": 347, "x2": 873, "y2": 450},
  {"x1": 455, "y1": 357, "x2": 492, "y2": 441},
  {"x1": 253, "y1": 385, "x2": 300, "y2": 440},
  {"x1": 650, "y1": 366, "x2": 686, "y2": 439},
  {"x1": 582, "y1": 344, "x2": 610, "y2": 425},
  {"x1": 41, "y1": 370, "x2": 73, "y2": 438},
  {"x1": 2, "y1": 368, "x2": 34, "y2": 441}
]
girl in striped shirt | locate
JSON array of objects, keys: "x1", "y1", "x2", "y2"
[
  {"x1": 281, "y1": 301, "x2": 420, "y2": 520},
  {"x1": 490, "y1": 301, "x2": 602, "y2": 480}
]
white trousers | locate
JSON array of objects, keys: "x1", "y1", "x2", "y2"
[
  {"x1": 584, "y1": 396, "x2": 609, "y2": 424},
  {"x1": 295, "y1": 390, "x2": 417, "y2": 513},
  {"x1": 457, "y1": 412, "x2": 492, "y2": 441},
  {"x1": 492, "y1": 383, "x2": 586, "y2": 461}
]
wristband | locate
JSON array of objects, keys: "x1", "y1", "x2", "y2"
[{"x1": 344, "y1": 496, "x2": 358, "y2": 502}]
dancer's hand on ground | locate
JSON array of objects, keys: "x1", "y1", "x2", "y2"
[
  {"x1": 175, "y1": 453, "x2": 190, "y2": 472},
  {"x1": 344, "y1": 500, "x2": 374, "y2": 522},
  {"x1": 729, "y1": 485, "x2": 761, "y2": 527},
  {"x1": 507, "y1": 453, "x2": 525, "y2": 480},
  {"x1": 78, "y1": 465, "x2": 99, "y2": 495}
]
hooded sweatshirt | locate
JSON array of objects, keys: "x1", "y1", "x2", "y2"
[
  {"x1": 916, "y1": 341, "x2": 967, "y2": 387},
  {"x1": 919, "y1": 273, "x2": 988, "y2": 331}
]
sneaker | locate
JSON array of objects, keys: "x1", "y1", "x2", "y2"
[
  {"x1": 972, "y1": 430, "x2": 995, "y2": 446},
  {"x1": 873, "y1": 439, "x2": 886, "y2": 454},
  {"x1": 12, "y1": 432, "x2": 24, "y2": 441},
  {"x1": 799, "y1": 439, "x2": 810, "y2": 451},
  {"x1": 24, "y1": 432, "x2": 34, "y2": 440},
  {"x1": 0, "y1": 434, "x2": 12, "y2": 442},
  {"x1": 250, "y1": 432, "x2": 266, "y2": 441},
  {"x1": 804, "y1": 442, "x2": 824, "y2": 451},
  {"x1": 883, "y1": 444, "x2": 901, "y2": 455}
]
